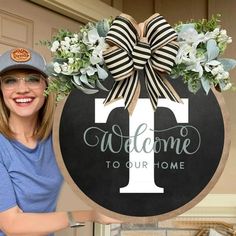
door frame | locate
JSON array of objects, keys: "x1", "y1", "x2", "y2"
[{"x1": 29, "y1": 0, "x2": 121, "y2": 23}]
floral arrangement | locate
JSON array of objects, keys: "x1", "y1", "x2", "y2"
[
  {"x1": 42, "y1": 18, "x2": 112, "y2": 101},
  {"x1": 43, "y1": 15, "x2": 236, "y2": 101},
  {"x1": 171, "y1": 15, "x2": 236, "y2": 94}
]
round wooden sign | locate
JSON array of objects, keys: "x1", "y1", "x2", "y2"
[{"x1": 53, "y1": 76, "x2": 230, "y2": 222}]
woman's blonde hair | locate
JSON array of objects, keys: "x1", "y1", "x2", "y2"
[{"x1": 0, "y1": 77, "x2": 56, "y2": 141}]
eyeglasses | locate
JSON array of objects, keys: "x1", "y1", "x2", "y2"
[{"x1": 0, "y1": 74, "x2": 46, "y2": 90}]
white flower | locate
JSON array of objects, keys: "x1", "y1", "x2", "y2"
[
  {"x1": 73, "y1": 33, "x2": 79, "y2": 39},
  {"x1": 71, "y1": 38, "x2": 78, "y2": 44},
  {"x1": 222, "y1": 71, "x2": 229, "y2": 79},
  {"x1": 71, "y1": 36, "x2": 78, "y2": 43},
  {"x1": 204, "y1": 60, "x2": 221, "y2": 73},
  {"x1": 227, "y1": 37, "x2": 232, "y2": 43},
  {"x1": 61, "y1": 62, "x2": 74, "y2": 75},
  {"x1": 211, "y1": 66, "x2": 221, "y2": 76},
  {"x1": 82, "y1": 33, "x2": 96, "y2": 51},
  {"x1": 80, "y1": 66, "x2": 97, "y2": 76},
  {"x1": 61, "y1": 45, "x2": 69, "y2": 51},
  {"x1": 70, "y1": 44, "x2": 80, "y2": 53},
  {"x1": 175, "y1": 43, "x2": 197, "y2": 65},
  {"x1": 88, "y1": 28, "x2": 100, "y2": 44},
  {"x1": 90, "y1": 55, "x2": 101, "y2": 65},
  {"x1": 61, "y1": 40, "x2": 70, "y2": 51},
  {"x1": 186, "y1": 60, "x2": 204, "y2": 78},
  {"x1": 220, "y1": 29, "x2": 227, "y2": 36},
  {"x1": 179, "y1": 28, "x2": 198, "y2": 43},
  {"x1": 86, "y1": 37, "x2": 106, "y2": 65},
  {"x1": 215, "y1": 71, "x2": 229, "y2": 81},
  {"x1": 64, "y1": 37, "x2": 71, "y2": 43},
  {"x1": 218, "y1": 29, "x2": 232, "y2": 44},
  {"x1": 68, "y1": 58, "x2": 74, "y2": 64},
  {"x1": 94, "y1": 38, "x2": 106, "y2": 61},
  {"x1": 51, "y1": 40, "x2": 60, "y2": 52},
  {"x1": 82, "y1": 32, "x2": 91, "y2": 47},
  {"x1": 178, "y1": 24, "x2": 202, "y2": 45},
  {"x1": 70, "y1": 34, "x2": 79, "y2": 44},
  {"x1": 221, "y1": 82, "x2": 232, "y2": 90},
  {"x1": 52, "y1": 40, "x2": 60, "y2": 48},
  {"x1": 214, "y1": 28, "x2": 220, "y2": 35},
  {"x1": 61, "y1": 62, "x2": 69, "y2": 72},
  {"x1": 53, "y1": 62, "x2": 61, "y2": 73},
  {"x1": 203, "y1": 28, "x2": 220, "y2": 42},
  {"x1": 204, "y1": 60, "x2": 229, "y2": 81},
  {"x1": 172, "y1": 17, "x2": 235, "y2": 95}
]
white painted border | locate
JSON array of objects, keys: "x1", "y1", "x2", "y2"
[
  {"x1": 194, "y1": 194, "x2": 236, "y2": 207},
  {"x1": 95, "y1": 194, "x2": 236, "y2": 236},
  {"x1": 95, "y1": 223, "x2": 110, "y2": 236},
  {"x1": 182, "y1": 194, "x2": 236, "y2": 217}
]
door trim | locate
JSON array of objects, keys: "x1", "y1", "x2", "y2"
[{"x1": 29, "y1": 0, "x2": 121, "y2": 23}]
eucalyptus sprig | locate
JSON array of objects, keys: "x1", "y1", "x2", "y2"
[
  {"x1": 42, "y1": 18, "x2": 112, "y2": 101},
  {"x1": 172, "y1": 14, "x2": 236, "y2": 94},
  {"x1": 44, "y1": 75, "x2": 74, "y2": 102},
  {"x1": 194, "y1": 14, "x2": 221, "y2": 33}
]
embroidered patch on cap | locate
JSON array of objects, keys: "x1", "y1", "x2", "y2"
[{"x1": 10, "y1": 48, "x2": 31, "y2": 62}]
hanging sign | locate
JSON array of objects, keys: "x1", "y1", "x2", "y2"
[{"x1": 53, "y1": 76, "x2": 230, "y2": 221}]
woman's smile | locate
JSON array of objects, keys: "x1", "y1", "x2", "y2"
[{"x1": 13, "y1": 96, "x2": 35, "y2": 106}]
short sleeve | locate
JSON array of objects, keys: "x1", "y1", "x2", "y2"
[{"x1": 0, "y1": 161, "x2": 17, "y2": 212}]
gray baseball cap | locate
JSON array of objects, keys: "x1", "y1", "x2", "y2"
[{"x1": 0, "y1": 48, "x2": 47, "y2": 77}]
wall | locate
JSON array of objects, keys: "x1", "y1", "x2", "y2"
[
  {"x1": 102, "y1": 0, "x2": 207, "y2": 22},
  {"x1": 0, "y1": 1, "x2": 92, "y2": 235}
]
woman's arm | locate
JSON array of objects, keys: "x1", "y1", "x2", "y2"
[
  {"x1": 0, "y1": 206, "x2": 90, "y2": 236},
  {"x1": 0, "y1": 206, "x2": 70, "y2": 235},
  {"x1": 0, "y1": 206, "x2": 120, "y2": 236}
]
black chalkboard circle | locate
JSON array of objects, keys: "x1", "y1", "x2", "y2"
[{"x1": 53, "y1": 77, "x2": 230, "y2": 222}]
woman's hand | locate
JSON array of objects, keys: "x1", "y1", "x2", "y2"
[
  {"x1": 71, "y1": 210, "x2": 122, "y2": 225},
  {"x1": 92, "y1": 211, "x2": 122, "y2": 224}
]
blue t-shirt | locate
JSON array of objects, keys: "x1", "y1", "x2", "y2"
[{"x1": 0, "y1": 134, "x2": 63, "y2": 236}]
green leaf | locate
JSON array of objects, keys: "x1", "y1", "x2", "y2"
[
  {"x1": 96, "y1": 19, "x2": 111, "y2": 37},
  {"x1": 45, "y1": 63, "x2": 56, "y2": 76},
  {"x1": 80, "y1": 74, "x2": 95, "y2": 88},
  {"x1": 188, "y1": 79, "x2": 201, "y2": 94},
  {"x1": 218, "y1": 58, "x2": 236, "y2": 71},
  {"x1": 201, "y1": 76, "x2": 211, "y2": 94},
  {"x1": 96, "y1": 79, "x2": 108, "y2": 91},
  {"x1": 72, "y1": 81, "x2": 98, "y2": 94},
  {"x1": 207, "y1": 39, "x2": 219, "y2": 61}
]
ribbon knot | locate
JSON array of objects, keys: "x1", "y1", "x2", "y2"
[
  {"x1": 132, "y1": 40, "x2": 151, "y2": 70},
  {"x1": 103, "y1": 13, "x2": 182, "y2": 115}
]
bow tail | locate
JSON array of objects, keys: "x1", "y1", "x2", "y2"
[
  {"x1": 104, "y1": 71, "x2": 140, "y2": 114},
  {"x1": 145, "y1": 60, "x2": 182, "y2": 110}
]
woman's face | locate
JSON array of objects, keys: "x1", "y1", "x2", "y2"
[{"x1": 0, "y1": 69, "x2": 47, "y2": 119}]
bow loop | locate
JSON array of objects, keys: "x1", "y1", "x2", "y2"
[
  {"x1": 144, "y1": 14, "x2": 178, "y2": 51},
  {"x1": 151, "y1": 41, "x2": 179, "y2": 73},
  {"x1": 105, "y1": 14, "x2": 139, "y2": 54},
  {"x1": 103, "y1": 45, "x2": 133, "y2": 80},
  {"x1": 103, "y1": 13, "x2": 181, "y2": 115}
]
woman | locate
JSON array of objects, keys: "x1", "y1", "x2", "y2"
[{"x1": 0, "y1": 48, "x2": 116, "y2": 236}]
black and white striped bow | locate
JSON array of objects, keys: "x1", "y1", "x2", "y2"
[{"x1": 103, "y1": 13, "x2": 182, "y2": 114}]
